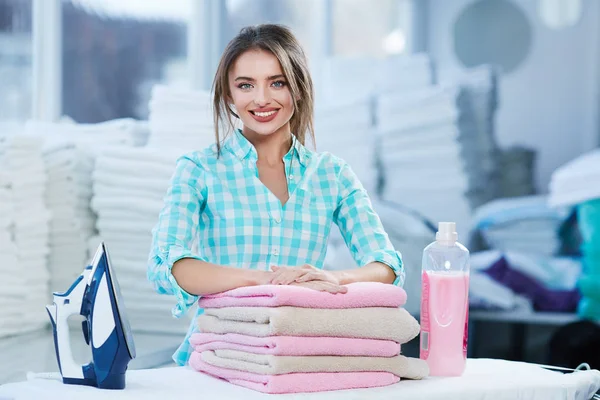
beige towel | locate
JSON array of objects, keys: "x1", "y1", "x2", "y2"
[
  {"x1": 200, "y1": 349, "x2": 429, "y2": 379},
  {"x1": 197, "y1": 306, "x2": 420, "y2": 343}
]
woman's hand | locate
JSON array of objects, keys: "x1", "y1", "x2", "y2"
[
  {"x1": 269, "y1": 264, "x2": 347, "y2": 293},
  {"x1": 288, "y1": 280, "x2": 347, "y2": 294}
]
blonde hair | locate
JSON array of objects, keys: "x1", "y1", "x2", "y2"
[{"x1": 212, "y1": 24, "x2": 315, "y2": 155}]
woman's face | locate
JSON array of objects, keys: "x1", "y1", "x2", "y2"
[{"x1": 228, "y1": 49, "x2": 294, "y2": 138}]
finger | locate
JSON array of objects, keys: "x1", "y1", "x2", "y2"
[
  {"x1": 295, "y1": 271, "x2": 318, "y2": 283},
  {"x1": 322, "y1": 282, "x2": 347, "y2": 294},
  {"x1": 269, "y1": 267, "x2": 289, "y2": 284},
  {"x1": 270, "y1": 265, "x2": 280, "y2": 271},
  {"x1": 310, "y1": 281, "x2": 343, "y2": 294},
  {"x1": 272, "y1": 269, "x2": 303, "y2": 285}
]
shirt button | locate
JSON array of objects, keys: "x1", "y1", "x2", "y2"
[
  {"x1": 272, "y1": 248, "x2": 279, "y2": 256},
  {"x1": 289, "y1": 174, "x2": 294, "y2": 180},
  {"x1": 274, "y1": 216, "x2": 281, "y2": 224}
]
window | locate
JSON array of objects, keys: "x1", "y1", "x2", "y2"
[
  {"x1": 333, "y1": 0, "x2": 406, "y2": 57},
  {"x1": 62, "y1": 0, "x2": 192, "y2": 123},
  {"x1": 0, "y1": 0, "x2": 33, "y2": 122},
  {"x1": 224, "y1": 0, "x2": 313, "y2": 57}
]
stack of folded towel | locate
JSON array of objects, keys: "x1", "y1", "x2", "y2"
[
  {"x1": 43, "y1": 142, "x2": 97, "y2": 291},
  {"x1": 147, "y1": 84, "x2": 215, "y2": 151},
  {"x1": 376, "y1": 84, "x2": 472, "y2": 240},
  {"x1": 377, "y1": 66, "x2": 501, "y2": 238},
  {"x1": 0, "y1": 133, "x2": 51, "y2": 337},
  {"x1": 90, "y1": 146, "x2": 193, "y2": 334},
  {"x1": 23, "y1": 119, "x2": 147, "y2": 292},
  {"x1": 471, "y1": 195, "x2": 570, "y2": 256},
  {"x1": 313, "y1": 96, "x2": 378, "y2": 195},
  {"x1": 188, "y1": 282, "x2": 428, "y2": 394}
]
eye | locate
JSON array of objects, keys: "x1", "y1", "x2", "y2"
[
  {"x1": 272, "y1": 80, "x2": 287, "y2": 88},
  {"x1": 238, "y1": 83, "x2": 253, "y2": 90}
]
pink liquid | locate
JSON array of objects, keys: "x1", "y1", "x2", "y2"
[{"x1": 420, "y1": 270, "x2": 469, "y2": 376}]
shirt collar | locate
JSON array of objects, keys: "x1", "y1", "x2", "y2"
[{"x1": 227, "y1": 128, "x2": 309, "y2": 166}]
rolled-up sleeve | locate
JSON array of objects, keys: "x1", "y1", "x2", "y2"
[
  {"x1": 333, "y1": 161, "x2": 405, "y2": 286},
  {"x1": 147, "y1": 154, "x2": 208, "y2": 318}
]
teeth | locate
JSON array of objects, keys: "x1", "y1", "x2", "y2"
[{"x1": 254, "y1": 110, "x2": 276, "y2": 117}]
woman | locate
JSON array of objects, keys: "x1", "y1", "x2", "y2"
[{"x1": 147, "y1": 24, "x2": 404, "y2": 366}]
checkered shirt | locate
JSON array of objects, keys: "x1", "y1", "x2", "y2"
[{"x1": 147, "y1": 129, "x2": 404, "y2": 366}]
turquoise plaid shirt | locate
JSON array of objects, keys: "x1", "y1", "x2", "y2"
[{"x1": 147, "y1": 129, "x2": 404, "y2": 366}]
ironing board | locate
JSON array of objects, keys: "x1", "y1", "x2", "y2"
[{"x1": 0, "y1": 359, "x2": 599, "y2": 400}]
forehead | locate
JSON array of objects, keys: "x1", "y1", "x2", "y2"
[{"x1": 229, "y1": 49, "x2": 283, "y2": 79}]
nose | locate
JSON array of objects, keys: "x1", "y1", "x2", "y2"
[{"x1": 254, "y1": 85, "x2": 271, "y2": 107}]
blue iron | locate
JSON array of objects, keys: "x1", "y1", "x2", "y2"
[{"x1": 45, "y1": 242, "x2": 136, "y2": 389}]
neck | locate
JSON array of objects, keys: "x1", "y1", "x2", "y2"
[{"x1": 243, "y1": 125, "x2": 293, "y2": 167}]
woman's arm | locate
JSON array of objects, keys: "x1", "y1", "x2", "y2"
[
  {"x1": 331, "y1": 261, "x2": 397, "y2": 285},
  {"x1": 171, "y1": 258, "x2": 272, "y2": 296},
  {"x1": 332, "y1": 161, "x2": 404, "y2": 286},
  {"x1": 148, "y1": 154, "x2": 273, "y2": 317},
  {"x1": 269, "y1": 159, "x2": 403, "y2": 287}
]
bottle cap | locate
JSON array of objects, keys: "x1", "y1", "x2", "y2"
[{"x1": 436, "y1": 222, "x2": 458, "y2": 243}]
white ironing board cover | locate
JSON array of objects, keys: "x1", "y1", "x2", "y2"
[{"x1": 0, "y1": 359, "x2": 598, "y2": 400}]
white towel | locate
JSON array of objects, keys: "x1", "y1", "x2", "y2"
[
  {"x1": 95, "y1": 156, "x2": 176, "y2": 180},
  {"x1": 91, "y1": 196, "x2": 164, "y2": 215},
  {"x1": 93, "y1": 171, "x2": 170, "y2": 193}
]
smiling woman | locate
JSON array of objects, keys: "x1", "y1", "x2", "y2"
[
  {"x1": 212, "y1": 25, "x2": 314, "y2": 154},
  {"x1": 147, "y1": 24, "x2": 404, "y2": 367}
]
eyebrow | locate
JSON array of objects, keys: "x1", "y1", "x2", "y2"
[{"x1": 234, "y1": 74, "x2": 285, "y2": 82}]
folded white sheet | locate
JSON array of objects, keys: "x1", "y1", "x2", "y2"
[
  {"x1": 92, "y1": 171, "x2": 170, "y2": 193},
  {"x1": 91, "y1": 196, "x2": 164, "y2": 216},
  {"x1": 95, "y1": 156, "x2": 176, "y2": 180},
  {"x1": 92, "y1": 186, "x2": 165, "y2": 204}
]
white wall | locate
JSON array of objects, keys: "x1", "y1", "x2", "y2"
[{"x1": 425, "y1": 0, "x2": 600, "y2": 192}]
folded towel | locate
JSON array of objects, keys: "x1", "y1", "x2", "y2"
[
  {"x1": 190, "y1": 332, "x2": 401, "y2": 357},
  {"x1": 189, "y1": 352, "x2": 399, "y2": 394},
  {"x1": 198, "y1": 282, "x2": 407, "y2": 309},
  {"x1": 200, "y1": 349, "x2": 429, "y2": 379},
  {"x1": 197, "y1": 306, "x2": 419, "y2": 343}
]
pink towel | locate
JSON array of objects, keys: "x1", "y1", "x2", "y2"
[
  {"x1": 189, "y1": 332, "x2": 401, "y2": 357},
  {"x1": 197, "y1": 282, "x2": 406, "y2": 309},
  {"x1": 189, "y1": 351, "x2": 400, "y2": 394}
]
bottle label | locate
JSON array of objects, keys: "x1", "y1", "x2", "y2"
[
  {"x1": 420, "y1": 270, "x2": 430, "y2": 360},
  {"x1": 463, "y1": 295, "x2": 469, "y2": 359}
]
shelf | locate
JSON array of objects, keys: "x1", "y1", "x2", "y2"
[{"x1": 470, "y1": 309, "x2": 579, "y2": 325}]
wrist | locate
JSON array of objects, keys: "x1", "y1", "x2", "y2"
[
  {"x1": 247, "y1": 270, "x2": 273, "y2": 286},
  {"x1": 331, "y1": 270, "x2": 355, "y2": 285}
]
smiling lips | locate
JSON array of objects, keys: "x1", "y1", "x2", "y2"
[{"x1": 250, "y1": 108, "x2": 279, "y2": 123}]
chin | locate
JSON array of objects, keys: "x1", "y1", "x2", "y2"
[{"x1": 243, "y1": 117, "x2": 290, "y2": 137}]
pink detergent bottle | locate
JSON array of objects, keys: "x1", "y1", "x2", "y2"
[{"x1": 420, "y1": 222, "x2": 470, "y2": 376}]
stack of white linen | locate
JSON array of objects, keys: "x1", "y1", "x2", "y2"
[
  {"x1": 90, "y1": 146, "x2": 194, "y2": 334},
  {"x1": 548, "y1": 149, "x2": 600, "y2": 208},
  {"x1": 0, "y1": 132, "x2": 51, "y2": 337},
  {"x1": 471, "y1": 195, "x2": 570, "y2": 256},
  {"x1": 376, "y1": 84, "x2": 472, "y2": 238},
  {"x1": 313, "y1": 96, "x2": 378, "y2": 195},
  {"x1": 439, "y1": 66, "x2": 501, "y2": 208},
  {"x1": 24, "y1": 119, "x2": 146, "y2": 293},
  {"x1": 314, "y1": 54, "x2": 434, "y2": 198},
  {"x1": 319, "y1": 53, "x2": 433, "y2": 103},
  {"x1": 42, "y1": 143, "x2": 95, "y2": 291},
  {"x1": 147, "y1": 84, "x2": 215, "y2": 151},
  {"x1": 377, "y1": 66, "x2": 500, "y2": 238}
]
